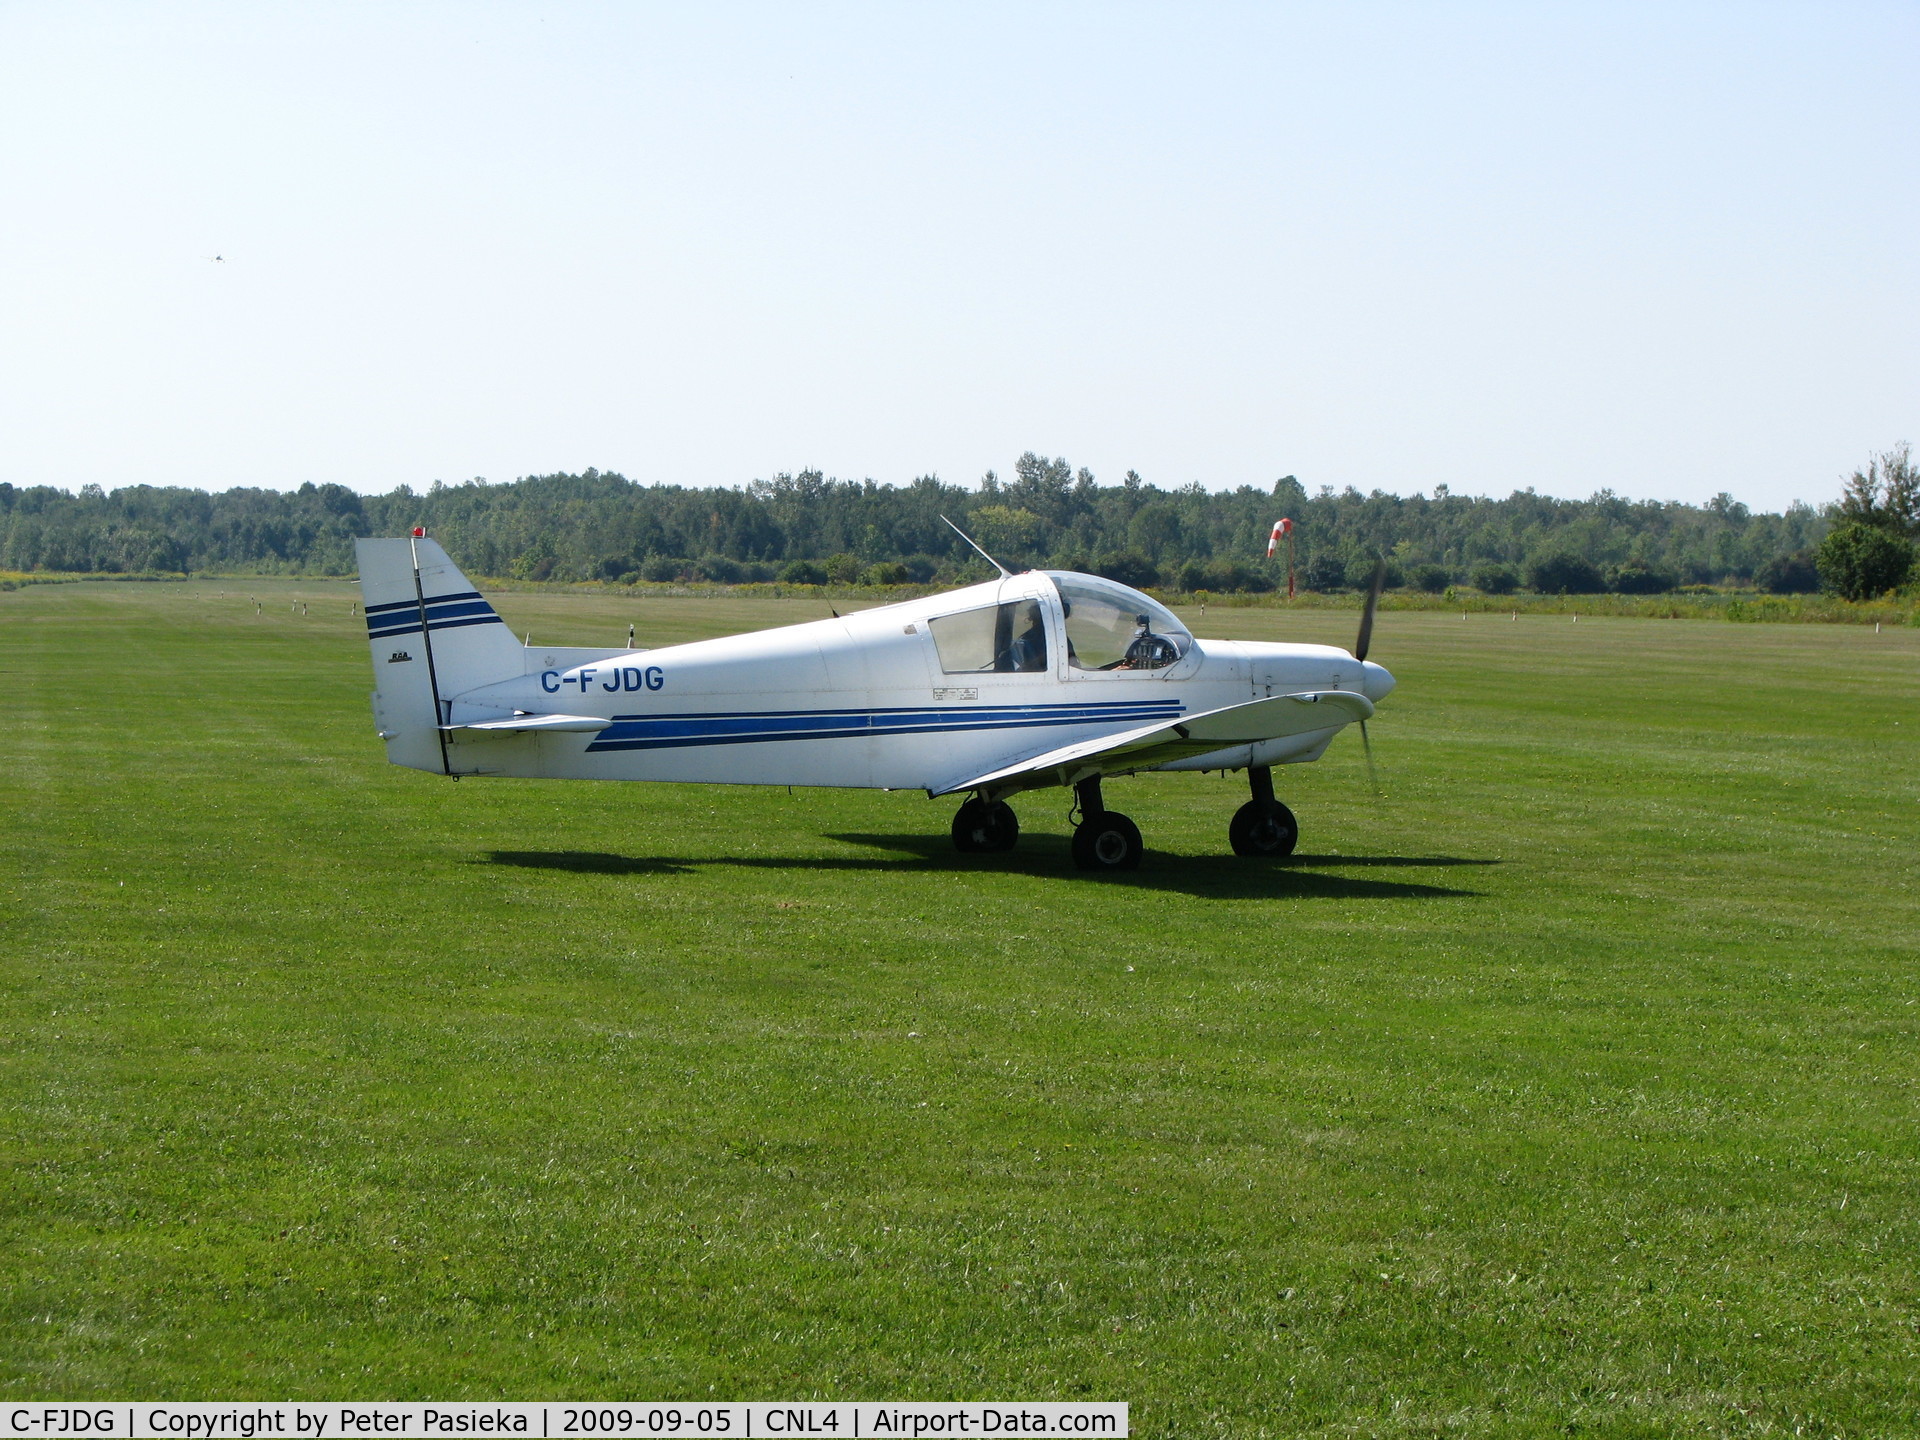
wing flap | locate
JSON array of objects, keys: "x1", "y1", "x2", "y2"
[
  {"x1": 443, "y1": 712, "x2": 613, "y2": 734},
  {"x1": 933, "y1": 690, "x2": 1372, "y2": 796}
]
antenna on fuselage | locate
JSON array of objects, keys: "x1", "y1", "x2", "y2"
[{"x1": 941, "y1": 515, "x2": 1012, "y2": 578}]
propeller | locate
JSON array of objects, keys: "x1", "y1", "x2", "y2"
[
  {"x1": 1354, "y1": 558, "x2": 1386, "y2": 796},
  {"x1": 1354, "y1": 557, "x2": 1385, "y2": 663}
]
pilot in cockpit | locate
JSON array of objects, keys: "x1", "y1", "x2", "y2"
[{"x1": 1007, "y1": 607, "x2": 1048, "y2": 672}]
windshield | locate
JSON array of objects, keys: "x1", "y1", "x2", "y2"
[{"x1": 1045, "y1": 573, "x2": 1192, "y2": 671}]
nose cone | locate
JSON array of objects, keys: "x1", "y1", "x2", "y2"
[{"x1": 1360, "y1": 660, "x2": 1396, "y2": 701}]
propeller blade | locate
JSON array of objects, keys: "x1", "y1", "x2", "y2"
[
  {"x1": 1360, "y1": 717, "x2": 1380, "y2": 797},
  {"x1": 1354, "y1": 557, "x2": 1386, "y2": 662}
]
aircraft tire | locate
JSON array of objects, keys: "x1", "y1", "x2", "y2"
[
  {"x1": 952, "y1": 798, "x2": 1019, "y2": 853},
  {"x1": 1229, "y1": 798, "x2": 1299, "y2": 857},
  {"x1": 1072, "y1": 811, "x2": 1143, "y2": 871}
]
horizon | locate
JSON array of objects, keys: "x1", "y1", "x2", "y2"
[{"x1": 12, "y1": 463, "x2": 1838, "y2": 517}]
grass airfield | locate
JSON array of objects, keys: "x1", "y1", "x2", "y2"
[{"x1": 3, "y1": 578, "x2": 1917, "y2": 1436}]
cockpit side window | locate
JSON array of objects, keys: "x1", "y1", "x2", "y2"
[
  {"x1": 1050, "y1": 576, "x2": 1191, "y2": 671},
  {"x1": 928, "y1": 599, "x2": 1049, "y2": 674}
]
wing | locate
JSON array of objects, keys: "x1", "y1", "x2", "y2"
[{"x1": 931, "y1": 690, "x2": 1373, "y2": 797}]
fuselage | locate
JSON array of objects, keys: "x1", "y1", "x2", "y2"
[{"x1": 440, "y1": 570, "x2": 1394, "y2": 793}]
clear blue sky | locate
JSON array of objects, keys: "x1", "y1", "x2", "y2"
[{"x1": 1, "y1": 2, "x2": 1913, "y2": 510}]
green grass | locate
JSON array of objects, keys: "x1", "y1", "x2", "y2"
[{"x1": 3, "y1": 579, "x2": 1917, "y2": 1436}]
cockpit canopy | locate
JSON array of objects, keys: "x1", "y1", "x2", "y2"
[{"x1": 1044, "y1": 573, "x2": 1193, "y2": 671}]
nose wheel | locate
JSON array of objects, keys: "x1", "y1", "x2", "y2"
[
  {"x1": 952, "y1": 796, "x2": 1020, "y2": 852},
  {"x1": 1230, "y1": 765, "x2": 1298, "y2": 858},
  {"x1": 1070, "y1": 777, "x2": 1142, "y2": 871}
]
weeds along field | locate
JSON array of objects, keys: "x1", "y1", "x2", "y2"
[{"x1": 2, "y1": 578, "x2": 1917, "y2": 1435}]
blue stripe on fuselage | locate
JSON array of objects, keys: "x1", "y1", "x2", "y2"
[{"x1": 584, "y1": 701, "x2": 1183, "y2": 753}]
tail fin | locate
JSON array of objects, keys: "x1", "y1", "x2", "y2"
[{"x1": 356, "y1": 536, "x2": 523, "y2": 773}]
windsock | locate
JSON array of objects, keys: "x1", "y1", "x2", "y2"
[{"x1": 1267, "y1": 517, "x2": 1293, "y2": 558}]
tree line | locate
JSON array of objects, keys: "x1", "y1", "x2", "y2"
[
  {"x1": 1, "y1": 448, "x2": 1905, "y2": 597},
  {"x1": 1814, "y1": 443, "x2": 1918, "y2": 600}
]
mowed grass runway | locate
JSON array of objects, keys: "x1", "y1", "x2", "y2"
[{"x1": 3, "y1": 580, "x2": 1917, "y2": 1436}]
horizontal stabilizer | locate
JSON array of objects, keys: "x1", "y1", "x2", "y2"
[
  {"x1": 933, "y1": 690, "x2": 1373, "y2": 797},
  {"x1": 443, "y1": 713, "x2": 613, "y2": 734}
]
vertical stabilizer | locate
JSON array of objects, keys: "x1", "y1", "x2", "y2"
[{"x1": 356, "y1": 537, "x2": 522, "y2": 773}]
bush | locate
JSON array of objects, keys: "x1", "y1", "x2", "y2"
[
  {"x1": 692, "y1": 555, "x2": 743, "y2": 584},
  {"x1": 1173, "y1": 559, "x2": 1209, "y2": 593},
  {"x1": 641, "y1": 556, "x2": 688, "y2": 583},
  {"x1": 511, "y1": 548, "x2": 557, "y2": 582},
  {"x1": 823, "y1": 552, "x2": 863, "y2": 585},
  {"x1": 1343, "y1": 557, "x2": 1401, "y2": 590},
  {"x1": 1608, "y1": 560, "x2": 1674, "y2": 594},
  {"x1": 1409, "y1": 563, "x2": 1450, "y2": 593},
  {"x1": 1525, "y1": 551, "x2": 1604, "y2": 594},
  {"x1": 1469, "y1": 562, "x2": 1518, "y2": 595},
  {"x1": 1092, "y1": 551, "x2": 1159, "y2": 589},
  {"x1": 1753, "y1": 550, "x2": 1821, "y2": 595},
  {"x1": 1194, "y1": 558, "x2": 1272, "y2": 593},
  {"x1": 1301, "y1": 553, "x2": 1348, "y2": 591},
  {"x1": 1816, "y1": 522, "x2": 1914, "y2": 600},
  {"x1": 779, "y1": 559, "x2": 827, "y2": 585},
  {"x1": 861, "y1": 561, "x2": 909, "y2": 586}
]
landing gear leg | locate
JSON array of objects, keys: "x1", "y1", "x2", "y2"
[
  {"x1": 952, "y1": 796, "x2": 1019, "y2": 852},
  {"x1": 1230, "y1": 765, "x2": 1299, "y2": 857},
  {"x1": 1070, "y1": 776, "x2": 1142, "y2": 871}
]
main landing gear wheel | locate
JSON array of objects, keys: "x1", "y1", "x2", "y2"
[
  {"x1": 1072, "y1": 812, "x2": 1143, "y2": 871},
  {"x1": 1069, "y1": 776, "x2": 1142, "y2": 871},
  {"x1": 1230, "y1": 763, "x2": 1299, "y2": 858},
  {"x1": 1229, "y1": 799, "x2": 1298, "y2": 857},
  {"x1": 952, "y1": 797, "x2": 1019, "y2": 853}
]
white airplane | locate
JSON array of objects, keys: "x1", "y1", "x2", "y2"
[{"x1": 356, "y1": 530, "x2": 1395, "y2": 870}]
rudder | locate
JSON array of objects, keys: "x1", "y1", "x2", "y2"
[{"x1": 357, "y1": 536, "x2": 523, "y2": 773}]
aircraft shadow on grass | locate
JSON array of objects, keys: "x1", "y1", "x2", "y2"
[{"x1": 482, "y1": 841, "x2": 1495, "y2": 901}]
